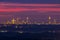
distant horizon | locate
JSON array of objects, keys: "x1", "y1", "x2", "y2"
[{"x1": 0, "y1": 0, "x2": 60, "y2": 23}]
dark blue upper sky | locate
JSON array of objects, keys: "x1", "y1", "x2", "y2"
[{"x1": 0, "y1": 0, "x2": 60, "y2": 4}]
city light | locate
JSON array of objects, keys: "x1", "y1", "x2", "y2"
[{"x1": 2, "y1": 16, "x2": 60, "y2": 25}]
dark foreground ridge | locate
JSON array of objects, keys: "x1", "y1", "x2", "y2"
[
  {"x1": 0, "y1": 32, "x2": 18, "y2": 40},
  {"x1": 0, "y1": 24, "x2": 59, "y2": 40}
]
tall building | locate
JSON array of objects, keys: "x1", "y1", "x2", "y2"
[
  {"x1": 16, "y1": 18, "x2": 20, "y2": 24},
  {"x1": 6, "y1": 21, "x2": 11, "y2": 24},
  {"x1": 11, "y1": 18, "x2": 16, "y2": 24},
  {"x1": 53, "y1": 19, "x2": 56, "y2": 24},
  {"x1": 48, "y1": 16, "x2": 51, "y2": 24},
  {"x1": 26, "y1": 17, "x2": 29, "y2": 24}
]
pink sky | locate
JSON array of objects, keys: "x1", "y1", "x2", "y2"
[
  {"x1": 0, "y1": 2, "x2": 60, "y2": 12},
  {"x1": 0, "y1": 2, "x2": 60, "y2": 22}
]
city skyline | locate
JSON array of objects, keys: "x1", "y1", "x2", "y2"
[
  {"x1": 0, "y1": 0, "x2": 60, "y2": 22},
  {"x1": 0, "y1": 0, "x2": 59, "y2": 40},
  {"x1": 0, "y1": 16, "x2": 60, "y2": 24}
]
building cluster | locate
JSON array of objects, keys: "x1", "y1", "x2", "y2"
[
  {"x1": 5, "y1": 17, "x2": 30, "y2": 24},
  {"x1": 3, "y1": 16, "x2": 60, "y2": 25}
]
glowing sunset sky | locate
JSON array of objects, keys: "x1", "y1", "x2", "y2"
[{"x1": 0, "y1": 0, "x2": 60, "y2": 23}]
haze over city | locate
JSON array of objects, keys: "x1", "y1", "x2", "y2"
[{"x1": 0, "y1": 0, "x2": 60, "y2": 23}]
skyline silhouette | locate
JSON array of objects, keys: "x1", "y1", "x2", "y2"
[{"x1": 0, "y1": 0, "x2": 59, "y2": 23}]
